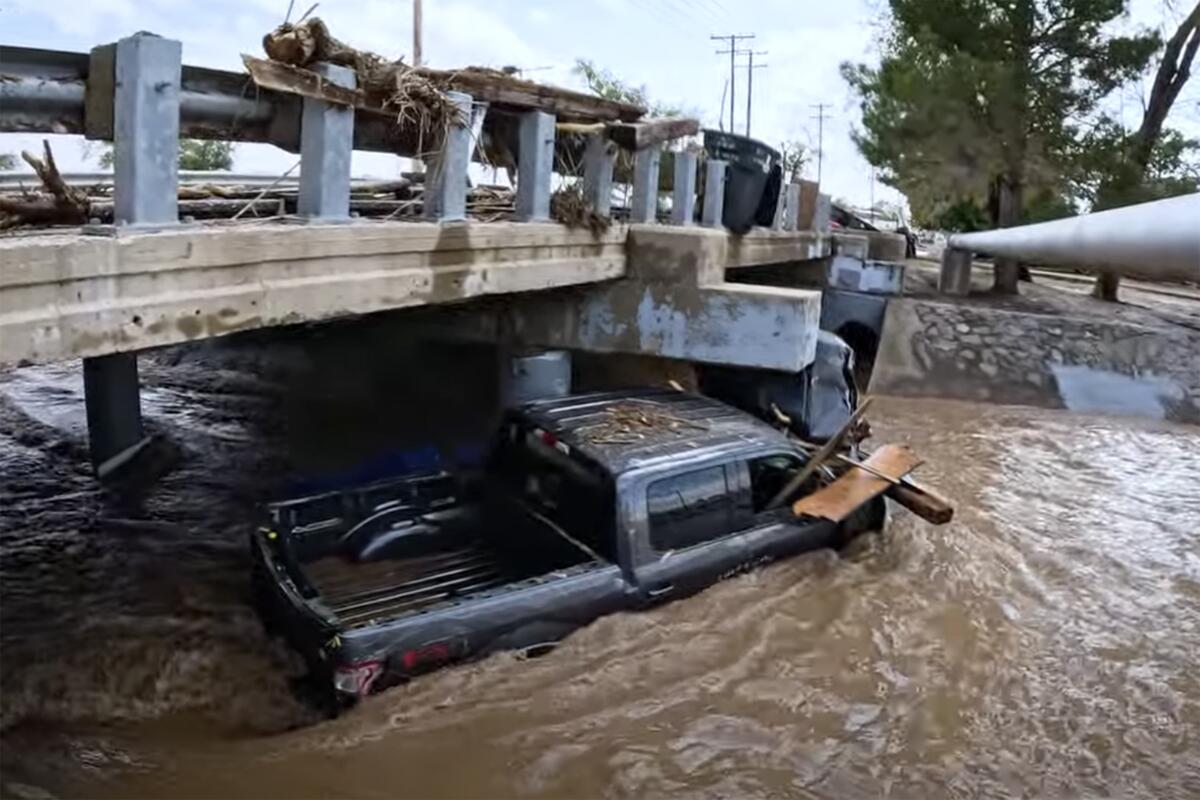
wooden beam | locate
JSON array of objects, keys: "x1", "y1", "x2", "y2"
[
  {"x1": 415, "y1": 66, "x2": 645, "y2": 122},
  {"x1": 792, "y1": 444, "x2": 922, "y2": 522},
  {"x1": 605, "y1": 117, "x2": 700, "y2": 150},
  {"x1": 242, "y1": 55, "x2": 364, "y2": 108}
]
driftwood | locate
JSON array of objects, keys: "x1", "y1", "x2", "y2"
[
  {"x1": 605, "y1": 117, "x2": 700, "y2": 150},
  {"x1": 792, "y1": 444, "x2": 923, "y2": 522},
  {"x1": 0, "y1": 141, "x2": 90, "y2": 229}
]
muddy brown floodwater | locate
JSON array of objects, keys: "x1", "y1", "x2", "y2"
[{"x1": 2, "y1": 355, "x2": 1199, "y2": 799}]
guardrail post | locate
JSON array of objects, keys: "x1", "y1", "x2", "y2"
[
  {"x1": 424, "y1": 91, "x2": 473, "y2": 222},
  {"x1": 813, "y1": 192, "x2": 832, "y2": 232},
  {"x1": 85, "y1": 32, "x2": 181, "y2": 478},
  {"x1": 516, "y1": 110, "x2": 554, "y2": 222},
  {"x1": 939, "y1": 247, "x2": 974, "y2": 295},
  {"x1": 701, "y1": 159, "x2": 726, "y2": 227},
  {"x1": 782, "y1": 183, "x2": 801, "y2": 231},
  {"x1": 583, "y1": 135, "x2": 616, "y2": 218},
  {"x1": 772, "y1": 183, "x2": 787, "y2": 230},
  {"x1": 670, "y1": 151, "x2": 697, "y2": 225},
  {"x1": 630, "y1": 144, "x2": 661, "y2": 224},
  {"x1": 298, "y1": 62, "x2": 355, "y2": 220}
]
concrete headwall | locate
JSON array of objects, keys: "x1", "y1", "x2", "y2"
[{"x1": 870, "y1": 298, "x2": 1200, "y2": 424}]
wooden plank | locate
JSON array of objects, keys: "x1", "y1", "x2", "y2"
[
  {"x1": 415, "y1": 66, "x2": 645, "y2": 122},
  {"x1": 605, "y1": 117, "x2": 700, "y2": 150},
  {"x1": 242, "y1": 55, "x2": 364, "y2": 107},
  {"x1": 792, "y1": 443, "x2": 922, "y2": 522},
  {"x1": 767, "y1": 398, "x2": 873, "y2": 509}
]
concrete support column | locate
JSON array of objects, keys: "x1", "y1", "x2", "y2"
[
  {"x1": 630, "y1": 144, "x2": 662, "y2": 224},
  {"x1": 701, "y1": 159, "x2": 726, "y2": 228},
  {"x1": 813, "y1": 192, "x2": 832, "y2": 232},
  {"x1": 782, "y1": 183, "x2": 801, "y2": 231},
  {"x1": 424, "y1": 91, "x2": 473, "y2": 222},
  {"x1": 670, "y1": 151, "x2": 697, "y2": 225},
  {"x1": 772, "y1": 185, "x2": 787, "y2": 230},
  {"x1": 87, "y1": 32, "x2": 182, "y2": 476},
  {"x1": 298, "y1": 62, "x2": 356, "y2": 220},
  {"x1": 516, "y1": 110, "x2": 555, "y2": 222},
  {"x1": 939, "y1": 247, "x2": 974, "y2": 295},
  {"x1": 583, "y1": 136, "x2": 617, "y2": 217}
]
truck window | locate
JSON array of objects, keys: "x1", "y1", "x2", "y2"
[
  {"x1": 647, "y1": 465, "x2": 735, "y2": 551},
  {"x1": 489, "y1": 425, "x2": 617, "y2": 561},
  {"x1": 748, "y1": 453, "x2": 803, "y2": 512}
]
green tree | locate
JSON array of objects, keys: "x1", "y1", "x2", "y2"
[
  {"x1": 0, "y1": 153, "x2": 15, "y2": 171},
  {"x1": 97, "y1": 139, "x2": 236, "y2": 170},
  {"x1": 843, "y1": 0, "x2": 1159, "y2": 293},
  {"x1": 574, "y1": 59, "x2": 683, "y2": 116}
]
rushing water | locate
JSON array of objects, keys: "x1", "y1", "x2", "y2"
[{"x1": 2, "y1": 351, "x2": 1199, "y2": 799}]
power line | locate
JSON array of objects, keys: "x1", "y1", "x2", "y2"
[
  {"x1": 810, "y1": 102, "x2": 831, "y2": 186},
  {"x1": 744, "y1": 50, "x2": 767, "y2": 136},
  {"x1": 712, "y1": 33, "x2": 755, "y2": 136}
]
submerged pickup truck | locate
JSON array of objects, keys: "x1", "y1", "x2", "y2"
[{"x1": 252, "y1": 389, "x2": 884, "y2": 710}]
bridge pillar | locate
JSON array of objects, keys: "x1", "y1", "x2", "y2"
[{"x1": 84, "y1": 32, "x2": 181, "y2": 477}]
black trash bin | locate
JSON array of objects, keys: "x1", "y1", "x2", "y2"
[{"x1": 703, "y1": 129, "x2": 781, "y2": 234}]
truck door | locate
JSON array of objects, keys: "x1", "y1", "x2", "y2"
[{"x1": 630, "y1": 462, "x2": 752, "y2": 603}]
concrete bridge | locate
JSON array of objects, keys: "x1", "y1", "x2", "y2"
[{"x1": 2, "y1": 32, "x2": 876, "y2": 478}]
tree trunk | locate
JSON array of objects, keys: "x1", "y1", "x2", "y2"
[
  {"x1": 1089, "y1": 2, "x2": 1199, "y2": 302},
  {"x1": 992, "y1": 178, "x2": 1023, "y2": 294}
]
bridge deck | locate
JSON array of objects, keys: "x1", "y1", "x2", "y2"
[{"x1": 0, "y1": 221, "x2": 829, "y2": 367}]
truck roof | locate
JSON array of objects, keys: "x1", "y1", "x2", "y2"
[{"x1": 515, "y1": 388, "x2": 785, "y2": 475}]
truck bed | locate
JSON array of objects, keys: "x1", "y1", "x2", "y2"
[{"x1": 302, "y1": 542, "x2": 546, "y2": 630}]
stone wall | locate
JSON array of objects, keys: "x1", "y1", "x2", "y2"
[{"x1": 870, "y1": 298, "x2": 1200, "y2": 424}]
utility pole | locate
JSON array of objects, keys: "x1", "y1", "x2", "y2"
[
  {"x1": 712, "y1": 34, "x2": 754, "y2": 135},
  {"x1": 810, "y1": 102, "x2": 830, "y2": 186},
  {"x1": 412, "y1": 0, "x2": 423, "y2": 67},
  {"x1": 744, "y1": 51, "x2": 767, "y2": 136}
]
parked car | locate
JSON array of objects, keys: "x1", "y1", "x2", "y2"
[{"x1": 252, "y1": 389, "x2": 885, "y2": 712}]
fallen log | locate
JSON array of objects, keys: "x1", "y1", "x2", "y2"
[{"x1": 0, "y1": 141, "x2": 89, "y2": 228}]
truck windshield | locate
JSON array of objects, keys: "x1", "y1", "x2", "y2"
[{"x1": 488, "y1": 423, "x2": 617, "y2": 562}]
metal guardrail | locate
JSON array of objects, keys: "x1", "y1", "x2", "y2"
[
  {"x1": 0, "y1": 44, "x2": 405, "y2": 155},
  {"x1": 947, "y1": 193, "x2": 1200, "y2": 280}
]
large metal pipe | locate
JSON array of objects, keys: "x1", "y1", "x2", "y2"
[{"x1": 949, "y1": 193, "x2": 1200, "y2": 281}]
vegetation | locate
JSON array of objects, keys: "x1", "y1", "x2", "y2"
[
  {"x1": 573, "y1": 59, "x2": 683, "y2": 117},
  {"x1": 98, "y1": 139, "x2": 236, "y2": 170},
  {"x1": 843, "y1": 0, "x2": 1162, "y2": 292},
  {"x1": 0, "y1": 153, "x2": 15, "y2": 171},
  {"x1": 779, "y1": 141, "x2": 807, "y2": 182}
]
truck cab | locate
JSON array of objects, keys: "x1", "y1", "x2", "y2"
[{"x1": 252, "y1": 389, "x2": 883, "y2": 711}]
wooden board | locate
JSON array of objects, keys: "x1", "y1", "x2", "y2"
[
  {"x1": 415, "y1": 66, "x2": 645, "y2": 122},
  {"x1": 605, "y1": 117, "x2": 700, "y2": 150},
  {"x1": 792, "y1": 444, "x2": 922, "y2": 522}
]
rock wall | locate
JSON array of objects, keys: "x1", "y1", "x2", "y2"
[{"x1": 870, "y1": 298, "x2": 1200, "y2": 424}]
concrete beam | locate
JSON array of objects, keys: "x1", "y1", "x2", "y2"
[
  {"x1": 0, "y1": 222, "x2": 628, "y2": 366},
  {"x1": 516, "y1": 110, "x2": 554, "y2": 222},
  {"x1": 298, "y1": 63, "x2": 356, "y2": 220}
]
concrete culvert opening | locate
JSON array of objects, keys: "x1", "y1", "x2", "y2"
[{"x1": 835, "y1": 321, "x2": 880, "y2": 390}]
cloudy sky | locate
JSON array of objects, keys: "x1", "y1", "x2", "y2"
[{"x1": 2, "y1": 0, "x2": 1197, "y2": 212}]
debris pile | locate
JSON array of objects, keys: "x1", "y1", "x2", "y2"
[
  {"x1": 0, "y1": 142, "x2": 90, "y2": 230},
  {"x1": 579, "y1": 402, "x2": 709, "y2": 445}
]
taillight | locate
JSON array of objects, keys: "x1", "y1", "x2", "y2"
[
  {"x1": 333, "y1": 659, "x2": 383, "y2": 697},
  {"x1": 400, "y1": 642, "x2": 452, "y2": 672}
]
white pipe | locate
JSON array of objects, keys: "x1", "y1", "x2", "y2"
[{"x1": 948, "y1": 193, "x2": 1200, "y2": 281}]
